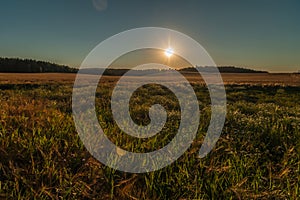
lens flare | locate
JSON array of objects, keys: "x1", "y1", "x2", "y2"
[{"x1": 164, "y1": 47, "x2": 174, "y2": 58}]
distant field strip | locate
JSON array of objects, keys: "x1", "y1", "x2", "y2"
[{"x1": 0, "y1": 73, "x2": 299, "y2": 86}]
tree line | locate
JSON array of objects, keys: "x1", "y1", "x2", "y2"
[
  {"x1": 179, "y1": 66, "x2": 268, "y2": 73},
  {"x1": 0, "y1": 57, "x2": 268, "y2": 74},
  {"x1": 0, "y1": 57, "x2": 77, "y2": 73}
]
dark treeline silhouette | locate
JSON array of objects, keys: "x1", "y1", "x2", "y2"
[
  {"x1": 0, "y1": 57, "x2": 77, "y2": 73},
  {"x1": 0, "y1": 57, "x2": 268, "y2": 74},
  {"x1": 79, "y1": 68, "x2": 128, "y2": 76},
  {"x1": 179, "y1": 66, "x2": 268, "y2": 73},
  {"x1": 80, "y1": 67, "x2": 268, "y2": 76}
]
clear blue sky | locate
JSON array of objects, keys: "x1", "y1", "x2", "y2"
[{"x1": 1, "y1": 0, "x2": 300, "y2": 72}]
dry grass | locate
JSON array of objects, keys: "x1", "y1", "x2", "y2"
[
  {"x1": 0, "y1": 74, "x2": 299, "y2": 199},
  {"x1": 0, "y1": 72, "x2": 299, "y2": 86}
]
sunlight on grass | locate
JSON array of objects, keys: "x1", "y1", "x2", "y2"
[{"x1": 0, "y1": 81, "x2": 299, "y2": 199}]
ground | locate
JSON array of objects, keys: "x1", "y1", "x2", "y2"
[{"x1": 0, "y1": 73, "x2": 299, "y2": 199}]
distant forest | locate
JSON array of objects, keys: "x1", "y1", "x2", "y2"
[
  {"x1": 0, "y1": 57, "x2": 268, "y2": 74},
  {"x1": 179, "y1": 66, "x2": 268, "y2": 73},
  {"x1": 0, "y1": 58, "x2": 77, "y2": 73}
]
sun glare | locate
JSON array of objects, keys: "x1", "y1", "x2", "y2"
[{"x1": 164, "y1": 47, "x2": 174, "y2": 58}]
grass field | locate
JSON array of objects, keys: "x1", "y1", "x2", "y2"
[
  {"x1": 0, "y1": 73, "x2": 300, "y2": 85},
  {"x1": 0, "y1": 73, "x2": 299, "y2": 199}
]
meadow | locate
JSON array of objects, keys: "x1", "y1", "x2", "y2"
[{"x1": 0, "y1": 73, "x2": 299, "y2": 199}]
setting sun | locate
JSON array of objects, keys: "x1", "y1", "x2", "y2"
[{"x1": 164, "y1": 47, "x2": 174, "y2": 58}]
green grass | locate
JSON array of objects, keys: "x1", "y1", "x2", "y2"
[{"x1": 0, "y1": 82, "x2": 299, "y2": 199}]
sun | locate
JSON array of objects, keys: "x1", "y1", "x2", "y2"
[{"x1": 164, "y1": 47, "x2": 174, "y2": 58}]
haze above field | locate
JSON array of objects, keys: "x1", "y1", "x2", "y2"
[{"x1": 1, "y1": 1, "x2": 300, "y2": 72}]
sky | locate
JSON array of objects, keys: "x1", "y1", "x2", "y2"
[{"x1": 0, "y1": 0, "x2": 300, "y2": 72}]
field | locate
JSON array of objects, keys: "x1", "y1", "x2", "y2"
[
  {"x1": 0, "y1": 73, "x2": 299, "y2": 199},
  {"x1": 0, "y1": 72, "x2": 300, "y2": 85}
]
